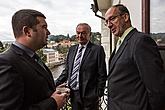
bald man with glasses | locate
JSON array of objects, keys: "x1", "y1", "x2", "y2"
[{"x1": 105, "y1": 4, "x2": 165, "y2": 110}]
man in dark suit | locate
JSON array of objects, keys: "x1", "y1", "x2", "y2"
[
  {"x1": 55, "y1": 23, "x2": 107, "y2": 110},
  {"x1": 105, "y1": 4, "x2": 165, "y2": 110},
  {"x1": 0, "y1": 9, "x2": 69, "y2": 110}
]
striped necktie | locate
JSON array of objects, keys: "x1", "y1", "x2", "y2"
[{"x1": 70, "y1": 46, "x2": 84, "y2": 90}]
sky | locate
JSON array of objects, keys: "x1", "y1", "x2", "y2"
[
  {"x1": 0, "y1": 0, "x2": 101, "y2": 41},
  {"x1": 150, "y1": 0, "x2": 165, "y2": 33}
]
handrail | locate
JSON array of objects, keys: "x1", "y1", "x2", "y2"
[{"x1": 61, "y1": 86, "x2": 108, "y2": 110}]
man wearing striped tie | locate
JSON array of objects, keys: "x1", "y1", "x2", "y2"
[{"x1": 55, "y1": 23, "x2": 107, "y2": 110}]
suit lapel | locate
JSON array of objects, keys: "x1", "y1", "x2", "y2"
[
  {"x1": 109, "y1": 48, "x2": 116, "y2": 62},
  {"x1": 80, "y1": 42, "x2": 92, "y2": 68},
  {"x1": 11, "y1": 45, "x2": 55, "y2": 89},
  {"x1": 24, "y1": 55, "x2": 55, "y2": 89},
  {"x1": 68, "y1": 45, "x2": 78, "y2": 79},
  {"x1": 43, "y1": 63, "x2": 56, "y2": 88},
  {"x1": 109, "y1": 41, "x2": 128, "y2": 73},
  {"x1": 109, "y1": 28, "x2": 137, "y2": 76}
]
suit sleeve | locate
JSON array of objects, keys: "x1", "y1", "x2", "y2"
[
  {"x1": 97, "y1": 46, "x2": 107, "y2": 97},
  {"x1": 55, "y1": 49, "x2": 70, "y2": 87},
  {"x1": 0, "y1": 59, "x2": 57, "y2": 110},
  {"x1": 134, "y1": 35, "x2": 165, "y2": 110}
]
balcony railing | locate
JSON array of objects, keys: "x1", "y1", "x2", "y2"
[{"x1": 61, "y1": 86, "x2": 108, "y2": 110}]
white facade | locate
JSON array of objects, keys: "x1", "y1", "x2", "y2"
[{"x1": 43, "y1": 49, "x2": 60, "y2": 66}]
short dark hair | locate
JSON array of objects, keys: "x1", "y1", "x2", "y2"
[
  {"x1": 12, "y1": 9, "x2": 46, "y2": 38},
  {"x1": 112, "y1": 4, "x2": 130, "y2": 16}
]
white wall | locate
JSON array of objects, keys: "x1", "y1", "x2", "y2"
[
  {"x1": 112, "y1": 0, "x2": 142, "y2": 31},
  {"x1": 98, "y1": 0, "x2": 142, "y2": 61}
]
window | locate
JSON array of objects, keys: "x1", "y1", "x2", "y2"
[{"x1": 150, "y1": 0, "x2": 165, "y2": 46}]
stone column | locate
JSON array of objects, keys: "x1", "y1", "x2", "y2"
[{"x1": 100, "y1": 10, "x2": 116, "y2": 71}]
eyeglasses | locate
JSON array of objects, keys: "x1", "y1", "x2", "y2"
[
  {"x1": 76, "y1": 32, "x2": 88, "y2": 36},
  {"x1": 105, "y1": 14, "x2": 122, "y2": 26}
]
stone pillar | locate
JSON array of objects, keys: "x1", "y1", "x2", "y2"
[{"x1": 100, "y1": 10, "x2": 116, "y2": 70}]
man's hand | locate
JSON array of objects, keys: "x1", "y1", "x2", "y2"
[
  {"x1": 56, "y1": 83, "x2": 70, "y2": 94},
  {"x1": 51, "y1": 90, "x2": 69, "y2": 109}
]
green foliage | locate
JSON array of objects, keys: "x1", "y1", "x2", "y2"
[
  {"x1": 0, "y1": 48, "x2": 6, "y2": 53},
  {"x1": 151, "y1": 33, "x2": 165, "y2": 44},
  {"x1": 36, "y1": 49, "x2": 46, "y2": 63},
  {"x1": 56, "y1": 45, "x2": 69, "y2": 57},
  {"x1": 70, "y1": 35, "x2": 76, "y2": 41},
  {"x1": 66, "y1": 33, "x2": 70, "y2": 39},
  {"x1": 48, "y1": 32, "x2": 102, "y2": 45},
  {"x1": 48, "y1": 34, "x2": 70, "y2": 42},
  {"x1": 0, "y1": 41, "x2": 6, "y2": 53},
  {"x1": 91, "y1": 32, "x2": 101, "y2": 45},
  {"x1": 0, "y1": 31, "x2": 102, "y2": 58},
  {"x1": 0, "y1": 41, "x2": 3, "y2": 48}
]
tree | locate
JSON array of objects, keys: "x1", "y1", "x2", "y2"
[
  {"x1": 66, "y1": 33, "x2": 70, "y2": 39},
  {"x1": 56, "y1": 44, "x2": 69, "y2": 57},
  {"x1": 0, "y1": 41, "x2": 5, "y2": 53},
  {"x1": 91, "y1": 32, "x2": 101, "y2": 45},
  {"x1": 0, "y1": 41, "x2": 3, "y2": 49},
  {"x1": 36, "y1": 49, "x2": 46, "y2": 63},
  {"x1": 70, "y1": 35, "x2": 76, "y2": 41},
  {"x1": 48, "y1": 34, "x2": 70, "y2": 42}
]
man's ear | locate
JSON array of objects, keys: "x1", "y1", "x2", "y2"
[
  {"x1": 23, "y1": 26, "x2": 31, "y2": 37},
  {"x1": 90, "y1": 32, "x2": 92, "y2": 36},
  {"x1": 123, "y1": 13, "x2": 129, "y2": 22}
]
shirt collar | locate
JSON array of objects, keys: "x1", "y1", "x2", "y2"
[
  {"x1": 13, "y1": 41, "x2": 35, "y2": 58},
  {"x1": 119, "y1": 27, "x2": 134, "y2": 43},
  {"x1": 78, "y1": 41, "x2": 89, "y2": 49}
]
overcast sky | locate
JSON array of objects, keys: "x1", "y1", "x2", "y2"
[
  {"x1": 0, "y1": 0, "x2": 101, "y2": 41},
  {"x1": 150, "y1": 0, "x2": 165, "y2": 33}
]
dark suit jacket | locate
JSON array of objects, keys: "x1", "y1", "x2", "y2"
[
  {"x1": 55, "y1": 41, "x2": 107, "y2": 105},
  {"x1": 0, "y1": 44, "x2": 57, "y2": 110},
  {"x1": 108, "y1": 28, "x2": 165, "y2": 110}
]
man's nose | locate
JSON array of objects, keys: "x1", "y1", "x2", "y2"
[
  {"x1": 107, "y1": 21, "x2": 113, "y2": 29},
  {"x1": 47, "y1": 29, "x2": 50, "y2": 35}
]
